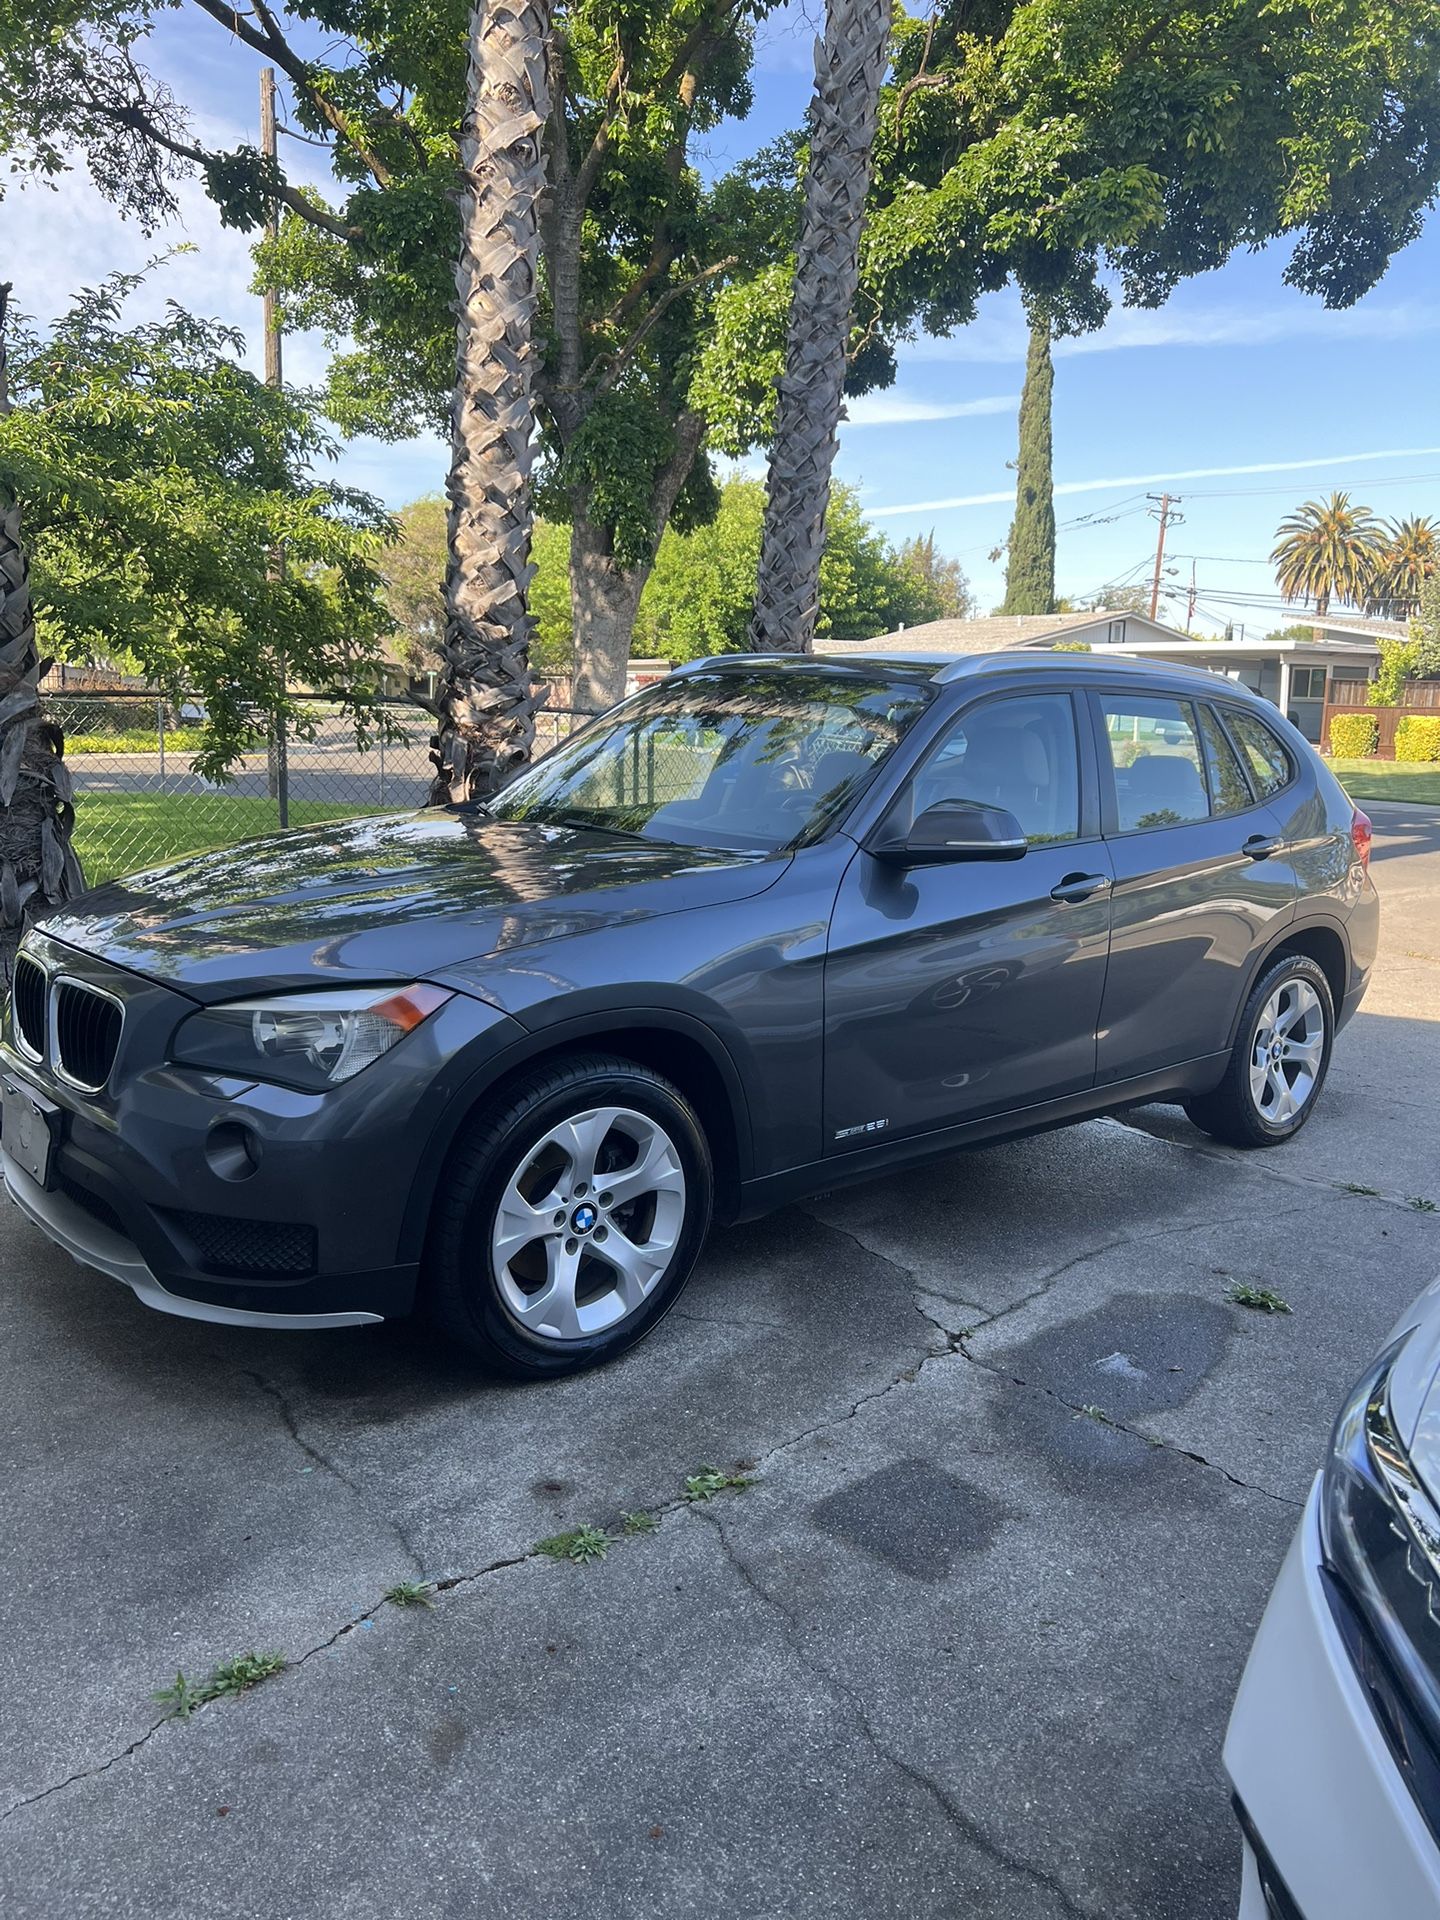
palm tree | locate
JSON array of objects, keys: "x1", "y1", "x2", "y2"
[
  {"x1": 1271, "y1": 492, "x2": 1384, "y2": 617},
  {"x1": 1367, "y1": 515, "x2": 1439, "y2": 620},
  {"x1": 749, "y1": 0, "x2": 892, "y2": 654},
  {"x1": 0, "y1": 283, "x2": 84, "y2": 982},
  {"x1": 429, "y1": 1, "x2": 551, "y2": 805}
]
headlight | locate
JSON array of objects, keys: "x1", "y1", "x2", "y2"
[
  {"x1": 172, "y1": 984, "x2": 452, "y2": 1092},
  {"x1": 1320, "y1": 1342, "x2": 1440, "y2": 1775}
]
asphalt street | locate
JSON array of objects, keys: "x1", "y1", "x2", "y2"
[{"x1": 1, "y1": 801, "x2": 1436, "y2": 1919}]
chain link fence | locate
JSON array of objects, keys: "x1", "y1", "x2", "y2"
[{"x1": 49, "y1": 692, "x2": 593, "y2": 888}]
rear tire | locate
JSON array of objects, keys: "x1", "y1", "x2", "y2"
[
  {"x1": 1184, "y1": 953, "x2": 1334, "y2": 1149},
  {"x1": 424, "y1": 1053, "x2": 713, "y2": 1379}
]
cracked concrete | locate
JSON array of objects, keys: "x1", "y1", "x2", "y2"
[{"x1": 1, "y1": 800, "x2": 1437, "y2": 1916}]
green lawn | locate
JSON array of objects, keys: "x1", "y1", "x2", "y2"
[
  {"x1": 72, "y1": 794, "x2": 377, "y2": 887},
  {"x1": 1325, "y1": 758, "x2": 1440, "y2": 807}
]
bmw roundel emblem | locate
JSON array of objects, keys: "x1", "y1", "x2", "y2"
[{"x1": 571, "y1": 1203, "x2": 598, "y2": 1234}]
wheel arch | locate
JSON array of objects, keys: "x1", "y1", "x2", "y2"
[
  {"x1": 1227, "y1": 915, "x2": 1350, "y2": 1049},
  {"x1": 398, "y1": 1009, "x2": 752, "y2": 1260}
]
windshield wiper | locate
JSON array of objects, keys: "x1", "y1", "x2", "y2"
[{"x1": 549, "y1": 813, "x2": 648, "y2": 840}]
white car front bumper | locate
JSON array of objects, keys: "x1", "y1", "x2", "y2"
[{"x1": 1225, "y1": 1477, "x2": 1440, "y2": 1918}]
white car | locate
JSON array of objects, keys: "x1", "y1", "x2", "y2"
[{"x1": 1226, "y1": 1276, "x2": 1440, "y2": 1916}]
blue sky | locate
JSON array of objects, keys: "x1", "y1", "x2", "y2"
[{"x1": 8, "y1": 0, "x2": 1439, "y2": 637}]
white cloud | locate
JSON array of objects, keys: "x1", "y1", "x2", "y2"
[
  {"x1": 842, "y1": 391, "x2": 1018, "y2": 427},
  {"x1": 905, "y1": 293, "x2": 1439, "y2": 365},
  {"x1": 869, "y1": 446, "x2": 1440, "y2": 517}
]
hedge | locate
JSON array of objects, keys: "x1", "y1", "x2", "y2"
[
  {"x1": 1327, "y1": 712, "x2": 1379, "y2": 758},
  {"x1": 1395, "y1": 715, "x2": 1440, "y2": 763}
]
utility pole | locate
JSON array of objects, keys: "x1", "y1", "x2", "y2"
[
  {"x1": 259, "y1": 66, "x2": 289, "y2": 826},
  {"x1": 1147, "y1": 492, "x2": 1181, "y2": 621},
  {"x1": 1186, "y1": 561, "x2": 1197, "y2": 634}
]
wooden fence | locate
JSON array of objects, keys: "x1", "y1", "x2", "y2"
[{"x1": 1323, "y1": 681, "x2": 1440, "y2": 757}]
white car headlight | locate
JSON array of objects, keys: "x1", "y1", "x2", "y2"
[{"x1": 173, "y1": 985, "x2": 452, "y2": 1091}]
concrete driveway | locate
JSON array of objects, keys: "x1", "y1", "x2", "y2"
[{"x1": 3, "y1": 804, "x2": 1437, "y2": 1919}]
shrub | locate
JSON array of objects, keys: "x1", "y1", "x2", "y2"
[
  {"x1": 1395, "y1": 715, "x2": 1440, "y2": 762},
  {"x1": 1327, "y1": 712, "x2": 1379, "y2": 758}
]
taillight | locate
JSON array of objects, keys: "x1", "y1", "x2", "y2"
[{"x1": 1350, "y1": 807, "x2": 1372, "y2": 869}]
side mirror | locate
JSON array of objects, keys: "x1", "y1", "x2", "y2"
[{"x1": 874, "y1": 800, "x2": 1028, "y2": 866}]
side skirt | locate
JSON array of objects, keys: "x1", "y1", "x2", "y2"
[{"x1": 732, "y1": 1054, "x2": 1229, "y2": 1222}]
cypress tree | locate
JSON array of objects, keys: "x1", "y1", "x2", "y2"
[{"x1": 1001, "y1": 318, "x2": 1056, "y2": 615}]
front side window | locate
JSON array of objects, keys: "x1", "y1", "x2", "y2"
[
  {"x1": 491, "y1": 664, "x2": 933, "y2": 853},
  {"x1": 1226, "y1": 708, "x2": 1295, "y2": 798},
  {"x1": 909, "y1": 693, "x2": 1080, "y2": 845},
  {"x1": 1100, "y1": 695, "x2": 1209, "y2": 832},
  {"x1": 1197, "y1": 703, "x2": 1254, "y2": 817}
]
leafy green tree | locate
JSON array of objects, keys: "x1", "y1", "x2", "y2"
[
  {"x1": 1000, "y1": 318, "x2": 1055, "y2": 614},
  {"x1": 0, "y1": 0, "x2": 787, "y2": 715},
  {"x1": 894, "y1": 531, "x2": 976, "y2": 622},
  {"x1": 1411, "y1": 577, "x2": 1440, "y2": 682},
  {"x1": 1272, "y1": 493, "x2": 1384, "y2": 616},
  {"x1": 10, "y1": 0, "x2": 1440, "y2": 704},
  {"x1": 703, "y1": 0, "x2": 1440, "y2": 460},
  {"x1": 527, "y1": 477, "x2": 966, "y2": 667},
  {"x1": 382, "y1": 496, "x2": 447, "y2": 675},
  {"x1": 0, "y1": 270, "x2": 394, "y2": 783},
  {"x1": 1370, "y1": 635, "x2": 1421, "y2": 705}
]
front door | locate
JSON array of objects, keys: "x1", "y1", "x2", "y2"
[
  {"x1": 823, "y1": 690, "x2": 1113, "y2": 1151},
  {"x1": 1088, "y1": 689, "x2": 1297, "y2": 1084}
]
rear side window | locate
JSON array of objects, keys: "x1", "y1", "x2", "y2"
[
  {"x1": 1197, "y1": 704, "x2": 1254, "y2": 816},
  {"x1": 1225, "y1": 709, "x2": 1295, "y2": 798},
  {"x1": 1098, "y1": 695, "x2": 1209, "y2": 832}
]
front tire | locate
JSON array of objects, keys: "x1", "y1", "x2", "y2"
[
  {"x1": 424, "y1": 1054, "x2": 713, "y2": 1378},
  {"x1": 1184, "y1": 953, "x2": 1334, "y2": 1149}
]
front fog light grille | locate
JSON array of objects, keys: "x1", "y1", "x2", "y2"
[{"x1": 161, "y1": 1209, "x2": 318, "y2": 1278}]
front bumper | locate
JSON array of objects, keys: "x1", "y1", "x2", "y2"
[
  {"x1": 1224, "y1": 1479, "x2": 1440, "y2": 1919},
  {"x1": 2, "y1": 1148, "x2": 380, "y2": 1328},
  {"x1": 2, "y1": 931, "x2": 520, "y2": 1330}
]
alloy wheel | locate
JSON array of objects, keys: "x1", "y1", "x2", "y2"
[
  {"x1": 491, "y1": 1105, "x2": 688, "y2": 1342},
  {"x1": 1248, "y1": 979, "x2": 1325, "y2": 1127}
]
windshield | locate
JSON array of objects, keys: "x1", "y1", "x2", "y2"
[{"x1": 492, "y1": 663, "x2": 934, "y2": 853}]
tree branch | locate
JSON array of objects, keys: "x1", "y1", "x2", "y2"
[
  {"x1": 591, "y1": 256, "x2": 736, "y2": 394},
  {"x1": 187, "y1": 0, "x2": 395, "y2": 185},
  {"x1": 82, "y1": 83, "x2": 363, "y2": 240}
]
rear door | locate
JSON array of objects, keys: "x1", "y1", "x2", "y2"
[
  {"x1": 1089, "y1": 688, "x2": 1297, "y2": 1085},
  {"x1": 822, "y1": 687, "x2": 1113, "y2": 1149}
]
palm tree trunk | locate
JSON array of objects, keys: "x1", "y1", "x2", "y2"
[
  {"x1": 1000, "y1": 318, "x2": 1056, "y2": 615},
  {"x1": 0, "y1": 284, "x2": 84, "y2": 984},
  {"x1": 430, "y1": 1, "x2": 552, "y2": 805},
  {"x1": 748, "y1": 0, "x2": 891, "y2": 654}
]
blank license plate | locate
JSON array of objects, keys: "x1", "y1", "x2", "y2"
[{"x1": 1, "y1": 1074, "x2": 59, "y2": 1189}]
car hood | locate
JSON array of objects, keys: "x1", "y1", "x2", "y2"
[{"x1": 40, "y1": 810, "x2": 786, "y2": 1002}]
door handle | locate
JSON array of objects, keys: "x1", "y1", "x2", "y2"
[
  {"x1": 1050, "y1": 872, "x2": 1111, "y2": 904},
  {"x1": 1242, "y1": 834, "x2": 1282, "y2": 860}
]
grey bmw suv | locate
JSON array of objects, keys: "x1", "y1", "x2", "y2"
[{"x1": 1, "y1": 651, "x2": 1378, "y2": 1378}]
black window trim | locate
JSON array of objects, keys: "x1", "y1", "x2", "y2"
[
  {"x1": 1214, "y1": 700, "x2": 1299, "y2": 804},
  {"x1": 1086, "y1": 687, "x2": 1215, "y2": 838},
  {"x1": 1195, "y1": 698, "x2": 1263, "y2": 816},
  {"x1": 871, "y1": 686, "x2": 1099, "y2": 850}
]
